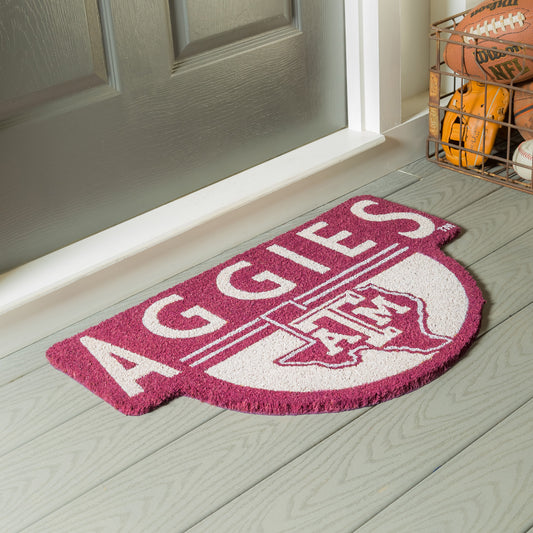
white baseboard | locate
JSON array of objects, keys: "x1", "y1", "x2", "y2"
[{"x1": 0, "y1": 117, "x2": 428, "y2": 358}]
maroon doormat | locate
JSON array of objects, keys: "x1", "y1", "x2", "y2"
[{"x1": 47, "y1": 196, "x2": 484, "y2": 415}]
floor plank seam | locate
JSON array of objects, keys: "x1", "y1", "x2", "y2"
[
  {"x1": 466, "y1": 226, "x2": 533, "y2": 269},
  {"x1": 395, "y1": 161, "x2": 436, "y2": 180},
  {"x1": 0, "y1": 401, "x2": 100, "y2": 460},
  {"x1": 442, "y1": 192, "x2": 510, "y2": 225},
  {"x1": 521, "y1": 520, "x2": 533, "y2": 533},
  {"x1": 480, "y1": 302, "x2": 533, "y2": 337},
  {"x1": 181, "y1": 408, "x2": 375, "y2": 533},
  {"x1": 380, "y1": 174, "x2": 422, "y2": 195},
  {"x1": 396, "y1": 169, "x2": 422, "y2": 179},
  {"x1": 444, "y1": 186, "x2": 507, "y2": 220},
  {"x1": 16, "y1": 409, "x2": 226, "y2": 533},
  {"x1": 0, "y1": 361, "x2": 49, "y2": 388},
  {"x1": 386, "y1": 181, "x2": 423, "y2": 198},
  {"x1": 458, "y1": 303, "x2": 532, "y2": 366},
  {"x1": 350, "y1": 397, "x2": 533, "y2": 532},
  {"x1": 0, "y1": 345, "x2": 32, "y2": 362}
]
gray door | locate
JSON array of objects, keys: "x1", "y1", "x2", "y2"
[{"x1": 0, "y1": 0, "x2": 346, "y2": 273}]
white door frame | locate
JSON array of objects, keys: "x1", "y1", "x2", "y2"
[{"x1": 0, "y1": 0, "x2": 448, "y2": 357}]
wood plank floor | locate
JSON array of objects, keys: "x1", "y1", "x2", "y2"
[{"x1": 1, "y1": 158, "x2": 532, "y2": 533}]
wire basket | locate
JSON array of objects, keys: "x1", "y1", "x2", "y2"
[{"x1": 428, "y1": 10, "x2": 533, "y2": 194}]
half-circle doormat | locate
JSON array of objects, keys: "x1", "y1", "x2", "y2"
[{"x1": 47, "y1": 196, "x2": 484, "y2": 415}]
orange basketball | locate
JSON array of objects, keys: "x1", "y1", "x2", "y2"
[{"x1": 513, "y1": 80, "x2": 533, "y2": 139}]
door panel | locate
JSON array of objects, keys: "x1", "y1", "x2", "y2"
[
  {"x1": 170, "y1": 0, "x2": 294, "y2": 61},
  {"x1": 0, "y1": 0, "x2": 112, "y2": 120},
  {"x1": 0, "y1": 0, "x2": 346, "y2": 273}
]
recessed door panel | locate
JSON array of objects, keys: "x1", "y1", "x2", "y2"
[
  {"x1": 0, "y1": 0, "x2": 112, "y2": 120},
  {"x1": 170, "y1": 0, "x2": 295, "y2": 61}
]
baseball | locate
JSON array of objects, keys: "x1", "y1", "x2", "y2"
[{"x1": 512, "y1": 140, "x2": 533, "y2": 180}]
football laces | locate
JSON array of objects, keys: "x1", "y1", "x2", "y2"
[{"x1": 462, "y1": 12, "x2": 526, "y2": 43}]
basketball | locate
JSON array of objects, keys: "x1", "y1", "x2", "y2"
[
  {"x1": 444, "y1": 0, "x2": 533, "y2": 83},
  {"x1": 513, "y1": 80, "x2": 533, "y2": 139},
  {"x1": 512, "y1": 139, "x2": 533, "y2": 179}
]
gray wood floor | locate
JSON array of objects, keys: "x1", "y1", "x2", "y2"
[{"x1": 1, "y1": 158, "x2": 533, "y2": 533}]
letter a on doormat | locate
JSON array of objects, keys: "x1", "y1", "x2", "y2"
[{"x1": 47, "y1": 196, "x2": 484, "y2": 415}]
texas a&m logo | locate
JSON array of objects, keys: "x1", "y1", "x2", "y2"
[
  {"x1": 271, "y1": 284, "x2": 452, "y2": 369},
  {"x1": 47, "y1": 196, "x2": 483, "y2": 415}
]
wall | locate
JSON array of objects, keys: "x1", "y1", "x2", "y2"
[{"x1": 399, "y1": 0, "x2": 473, "y2": 120}]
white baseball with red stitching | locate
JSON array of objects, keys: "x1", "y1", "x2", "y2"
[{"x1": 512, "y1": 140, "x2": 533, "y2": 180}]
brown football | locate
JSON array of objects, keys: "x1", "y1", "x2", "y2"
[{"x1": 444, "y1": 0, "x2": 533, "y2": 83}]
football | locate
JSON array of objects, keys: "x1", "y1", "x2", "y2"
[
  {"x1": 444, "y1": 0, "x2": 533, "y2": 83},
  {"x1": 513, "y1": 79, "x2": 533, "y2": 138}
]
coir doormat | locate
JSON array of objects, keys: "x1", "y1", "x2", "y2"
[{"x1": 47, "y1": 196, "x2": 484, "y2": 415}]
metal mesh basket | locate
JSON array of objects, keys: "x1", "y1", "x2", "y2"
[{"x1": 427, "y1": 10, "x2": 533, "y2": 194}]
